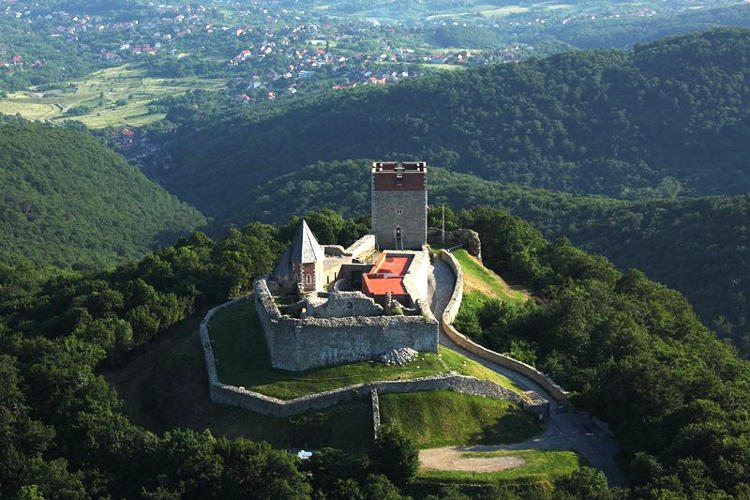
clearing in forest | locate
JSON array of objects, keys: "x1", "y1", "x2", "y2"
[{"x1": 418, "y1": 448, "x2": 582, "y2": 481}]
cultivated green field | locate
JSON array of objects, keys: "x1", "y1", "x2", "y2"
[
  {"x1": 0, "y1": 65, "x2": 224, "y2": 128},
  {"x1": 208, "y1": 299, "x2": 525, "y2": 399},
  {"x1": 380, "y1": 391, "x2": 540, "y2": 448}
]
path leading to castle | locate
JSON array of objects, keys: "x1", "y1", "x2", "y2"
[{"x1": 427, "y1": 258, "x2": 625, "y2": 486}]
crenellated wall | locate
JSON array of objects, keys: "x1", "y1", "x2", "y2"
[{"x1": 254, "y1": 279, "x2": 439, "y2": 371}]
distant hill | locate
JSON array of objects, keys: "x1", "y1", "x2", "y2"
[
  {"x1": 0, "y1": 123, "x2": 206, "y2": 269},
  {"x1": 155, "y1": 28, "x2": 750, "y2": 215},
  {"x1": 215, "y1": 160, "x2": 750, "y2": 356}
]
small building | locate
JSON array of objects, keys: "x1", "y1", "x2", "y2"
[
  {"x1": 272, "y1": 220, "x2": 367, "y2": 294},
  {"x1": 273, "y1": 220, "x2": 326, "y2": 293}
]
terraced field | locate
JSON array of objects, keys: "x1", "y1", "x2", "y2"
[{"x1": 0, "y1": 64, "x2": 224, "y2": 128}]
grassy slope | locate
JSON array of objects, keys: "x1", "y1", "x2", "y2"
[
  {"x1": 104, "y1": 316, "x2": 375, "y2": 455},
  {"x1": 0, "y1": 65, "x2": 225, "y2": 129},
  {"x1": 209, "y1": 299, "x2": 524, "y2": 399},
  {"x1": 454, "y1": 248, "x2": 528, "y2": 324},
  {"x1": 379, "y1": 391, "x2": 540, "y2": 449},
  {"x1": 453, "y1": 249, "x2": 527, "y2": 305},
  {"x1": 0, "y1": 123, "x2": 206, "y2": 268}
]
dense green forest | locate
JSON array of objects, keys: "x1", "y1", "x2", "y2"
[
  {"x1": 212, "y1": 160, "x2": 750, "y2": 358},
  {"x1": 0, "y1": 210, "x2": 747, "y2": 498},
  {"x1": 0, "y1": 123, "x2": 206, "y2": 269},
  {"x1": 153, "y1": 28, "x2": 750, "y2": 215}
]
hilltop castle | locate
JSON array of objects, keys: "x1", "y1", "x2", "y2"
[{"x1": 253, "y1": 161, "x2": 437, "y2": 371}]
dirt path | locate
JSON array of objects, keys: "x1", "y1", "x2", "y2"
[{"x1": 420, "y1": 446, "x2": 525, "y2": 472}]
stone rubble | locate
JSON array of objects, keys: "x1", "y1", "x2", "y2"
[{"x1": 379, "y1": 347, "x2": 419, "y2": 366}]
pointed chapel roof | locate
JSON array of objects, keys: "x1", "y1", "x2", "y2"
[{"x1": 289, "y1": 219, "x2": 325, "y2": 264}]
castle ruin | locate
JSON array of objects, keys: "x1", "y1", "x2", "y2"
[{"x1": 254, "y1": 161, "x2": 438, "y2": 371}]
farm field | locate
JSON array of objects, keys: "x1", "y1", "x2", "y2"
[{"x1": 0, "y1": 65, "x2": 224, "y2": 128}]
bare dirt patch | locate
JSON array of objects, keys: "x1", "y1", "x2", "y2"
[{"x1": 420, "y1": 446, "x2": 525, "y2": 472}]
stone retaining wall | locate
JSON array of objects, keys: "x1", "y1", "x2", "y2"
[
  {"x1": 438, "y1": 249, "x2": 464, "y2": 325},
  {"x1": 438, "y1": 250, "x2": 570, "y2": 402},
  {"x1": 255, "y1": 279, "x2": 439, "y2": 371},
  {"x1": 200, "y1": 297, "x2": 546, "y2": 417},
  {"x1": 371, "y1": 388, "x2": 381, "y2": 440}
]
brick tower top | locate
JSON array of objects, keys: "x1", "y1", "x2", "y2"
[{"x1": 371, "y1": 161, "x2": 427, "y2": 191}]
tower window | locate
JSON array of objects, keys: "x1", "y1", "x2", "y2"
[
  {"x1": 306, "y1": 274, "x2": 311, "y2": 285},
  {"x1": 395, "y1": 208, "x2": 403, "y2": 215}
]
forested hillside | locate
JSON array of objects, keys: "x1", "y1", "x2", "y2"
[
  {"x1": 215, "y1": 161, "x2": 750, "y2": 357},
  {"x1": 0, "y1": 211, "x2": 747, "y2": 498},
  {"x1": 0, "y1": 123, "x2": 206, "y2": 269},
  {"x1": 154, "y1": 28, "x2": 750, "y2": 215}
]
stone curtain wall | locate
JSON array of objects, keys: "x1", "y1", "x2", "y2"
[
  {"x1": 401, "y1": 248, "x2": 431, "y2": 303},
  {"x1": 254, "y1": 279, "x2": 439, "y2": 371},
  {"x1": 371, "y1": 388, "x2": 381, "y2": 440},
  {"x1": 344, "y1": 234, "x2": 376, "y2": 261},
  {"x1": 439, "y1": 249, "x2": 464, "y2": 325},
  {"x1": 200, "y1": 294, "x2": 547, "y2": 417},
  {"x1": 438, "y1": 250, "x2": 570, "y2": 402}
]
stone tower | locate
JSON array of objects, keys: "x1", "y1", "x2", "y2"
[{"x1": 371, "y1": 161, "x2": 427, "y2": 250}]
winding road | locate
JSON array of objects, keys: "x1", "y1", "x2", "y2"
[{"x1": 426, "y1": 258, "x2": 625, "y2": 486}]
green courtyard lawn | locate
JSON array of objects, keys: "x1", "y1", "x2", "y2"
[
  {"x1": 420, "y1": 449, "x2": 583, "y2": 483},
  {"x1": 208, "y1": 299, "x2": 525, "y2": 399},
  {"x1": 379, "y1": 391, "x2": 540, "y2": 448}
]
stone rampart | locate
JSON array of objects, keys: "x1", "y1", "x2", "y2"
[
  {"x1": 344, "y1": 234, "x2": 376, "y2": 261},
  {"x1": 254, "y1": 279, "x2": 439, "y2": 371},
  {"x1": 371, "y1": 388, "x2": 381, "y2": 440},
  {"x1": 438, "y1": 249, "x2": 464, "y2": 325},
  {"x1": 438, "y1": 250, "x2": 570, "y2": 402},
  {"x1": 200, "y1": 296, "x2": 546, "y2": 418}
]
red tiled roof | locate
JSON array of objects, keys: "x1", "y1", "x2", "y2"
[{"x1": 362, "y1": 254, "x2": 412, "y2": 297}]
